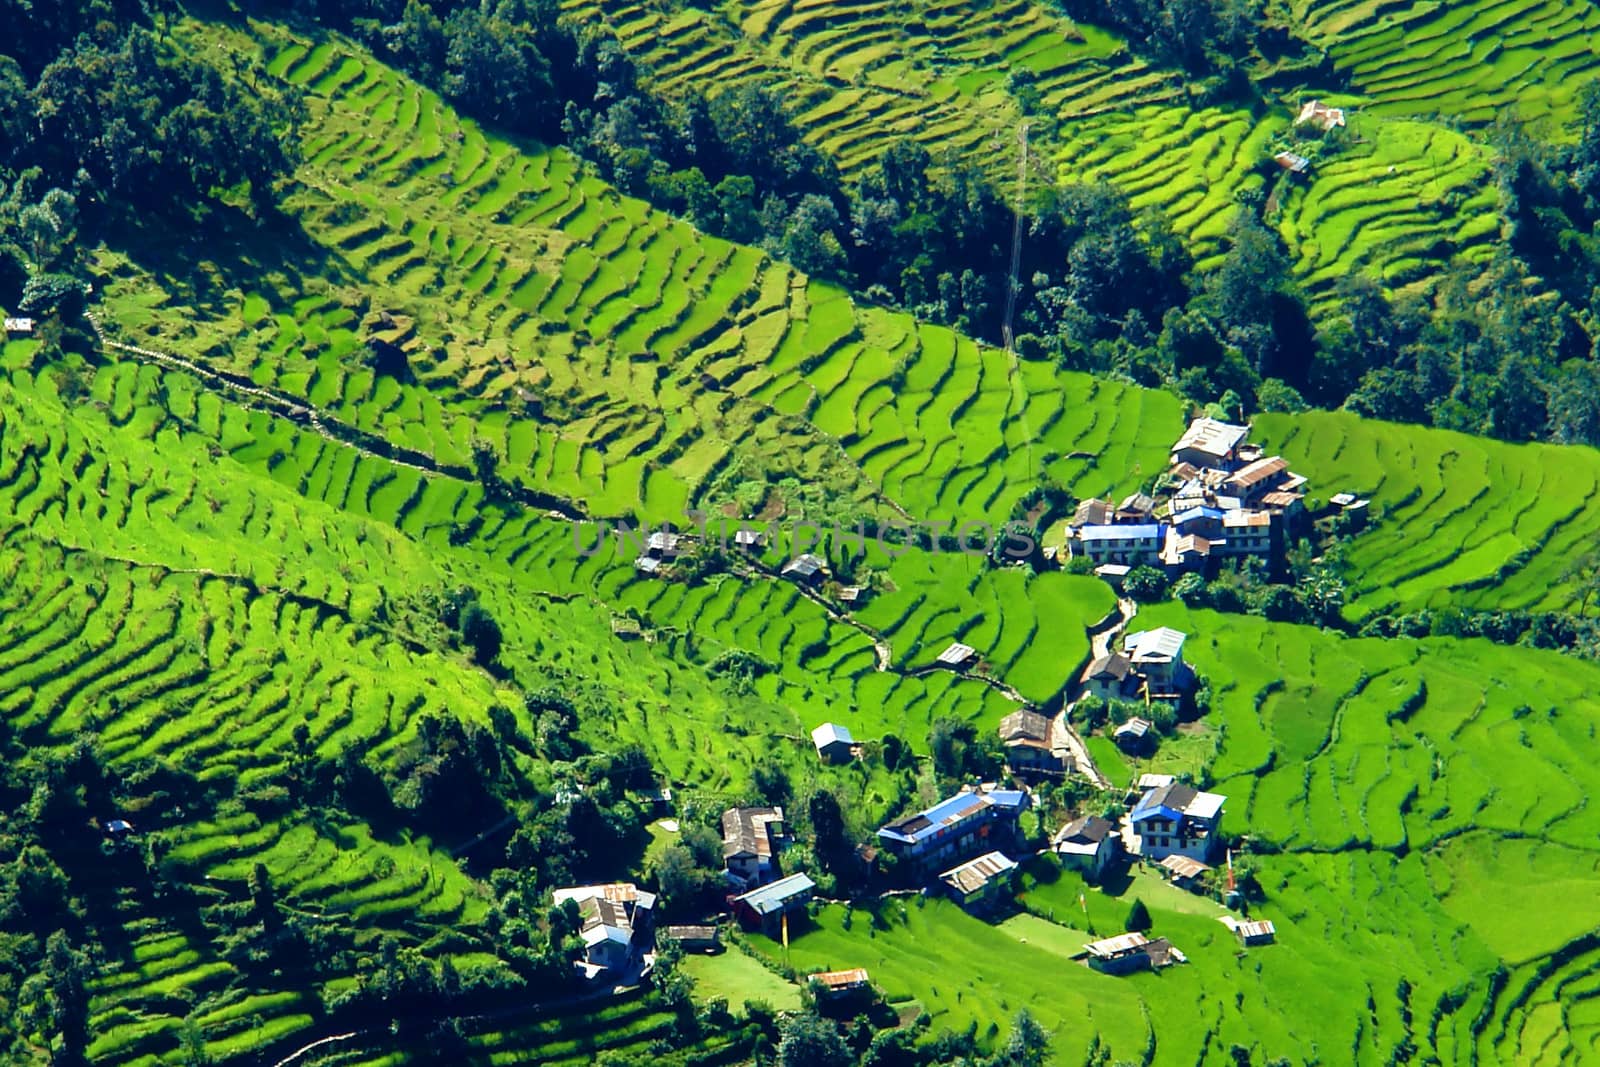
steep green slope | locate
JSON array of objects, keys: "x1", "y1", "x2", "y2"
[{"x1": 551, "y1": 0, "x2": 1509, "y2": 302}]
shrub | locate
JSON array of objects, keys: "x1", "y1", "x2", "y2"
[{"x1": 1123, "y1": 565, "x2": 1169, "y2": 602}]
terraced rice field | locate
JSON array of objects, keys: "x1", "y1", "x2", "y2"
[
  {"x1": 1255, "y1": 410, "x2": 1600, "y2": 617},
  {"x1": 1291, "y1": 0, "x2": 1600, "y2": 124},
  {"x1": 1274, "y1": 117, "x2": 1499, "y2": 308},
  {"x1": 1054, "y1": 105, "x2": 1283, "y2": 269},
  {"x1": 102, "y1": 21, "x2": 1187, "y2": 531},
  {"x1": 557, "y1": 0, "x2": 1180, "y2": 183}
]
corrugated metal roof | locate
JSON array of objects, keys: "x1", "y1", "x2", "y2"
[
  {"x1": 939, "y1": 850, "x2": 1017, "y2": 895},
  {"x1": 1172, "y1": 418, "x2": 1249, "y2": 458},
  {"x1": 1085, "y1": 932, "x2": 1150, "y2": 957},
  {"x1": 733, "y1": 873, "x2": 815, "y2": 915},
  {"x1": 1125, "y1": 627, "x2": 1186, "y2": 662},
  {"x1": 1079, "y1": 523, "x2": 1162, "y2": 541},
  {"x1": 812, "y1": 722, "x2": 854, "y2": 748}
]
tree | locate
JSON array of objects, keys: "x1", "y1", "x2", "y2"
[
  {"x1": 997, "y1": 1009, "x2": 1052, "y2": 1067},
  {"x1": 1125, "y1": 898, "x2": 1151, "y2": 932},
  {"x1": 1255, "y1": 377, "x2": 1307, "y2": 413},
  {"x1": 777, "y1": 1011, "x2": 852, "y2": 1067},
  {"x1": 650, "y1": 844, "x2": 702, "y2": 913},
  {"x1": 460, "y1": 601, "x2": 503, "y2": 665},
  {"x1": 1122, "y1": 565, "x2": 1169, "y2": 602}
]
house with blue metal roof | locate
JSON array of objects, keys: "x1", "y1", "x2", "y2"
[
  {"x1": 731, "y1": 872, "x2": 815, "y2": 935},
  {"x1": 876, "y1": 785, "x2": 1030, "y2": 877},
  {"x1": 1072, "y1": 523, "x2": 1165, "y2": 567},
  {"x1": 1130, "y1": 782, "x2": 1225, "y2": 862}
]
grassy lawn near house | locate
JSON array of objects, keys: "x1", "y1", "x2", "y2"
[{"x1": 680, "y1": 948, "x2": 804, "y2": 1012}]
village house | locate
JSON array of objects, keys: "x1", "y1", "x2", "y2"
[
  {"x1": 1070, "y1": 497, "x2": 1113, "y2": 531},
  {"x1": 662, "y1": 925, "x2": 721, "y2": 953},
  {"x1": 782, "y1": 553, "x2": 826, "y2": 585},
  {"x1": 1225, "y1": 456, "x2": 1305, "y2": 504},
  {"x1": 550, "y1": 883, "x2": 657, "y2": 980},
  {"x1": 3, "y1": 317, "x2": 35, "y2": 335},
  {"x1": 731, "y1": 872, "x2": 815, "y2": 936},
  {"x1": 1160, "y1": 529, "x2": 1214, "y2": 571},
  {"x1": 1218, "y1": 509, "x2": 1274, "y2": 556},
  {"x1": 876, "y1": 784, "x2": 1030, "y2": 877},
  {"x1": 936, "y1": 642, "x2": 978, "y2": 670},
  {"x1": 1130, "y1": 782, "x2": 1226, "y2": 862},
  {"x1": 1084, "y1": 931, "x2": 1184, "y2": 974},
  {"x1": 1114, "y1": 492, "x2": 1157, "y2": 524},
  {"x1": 1123, "y1": 627, "x2": 1192, "y2": 699},
  {"x1": 733, "y1": 527, "x2": 767, "y2": 552},
  {"x1": 1158, "y1": 853, "x2": 1211, "y2": 891},
  {"x1": 1054, "y1": 814, "x2": 1123, "y2": 880},
  {"x1": 1170, "y1": 417, "x2": 1250, "y2": 471},
  {"x1": 1229, "y1": 918, "x2": 1277, "y2": 946},
  {"x1": 810, "y1": 968, "x2": 874, "y2": 1004},
  {"x1": 811, "y1": 721, "x2": 856, "y2": 763},
  {"x1": 1080, "y1": 652, "x2": 1133, "y2": 700},
  {"x1": 997, "y1": 710, "x2": 1070, "y2": 777},
  {"x1": 938, "y1": 850, "x2": 1018, "y2": 914},
  {"x1": 1113, "y1": 716, "x2": 1153, "y2": 754},
  {"x1": 1295, "y1": 99, "x2": 1346, "y2": 131},
  {"x1": 1073, "y1": 523, "x2": 1164, "y2": 566},
  {"x1": 1275, "y1": 151, "x2": 1310, "y2": 174},
  {"x1": 645, "y1": 531, "x2": 681, "y2": 559},
  {"x1": 722, "y1": 806, "x2": 787, "y2": 889}
]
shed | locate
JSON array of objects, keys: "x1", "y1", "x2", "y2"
[
  {"x1": 938, "y1": 850, "x2": 1018, "y2": 912},
  {"x1": 811, "y1": 722, "x2": 856, "y2": 763},
  {"x1": 1235, "y1": 919, "x2": 1276, "y2": 945},
  {"x1": 663, "y1": 925, "x2": 721, "y2": 952},
  {"x1": 1159, "y1": 853, "x2": 1211, "y2": 886},
  {"x1": 1114, "y1": 717, "x2": 1152, "y2": 752},
  {"x1": 810, "y1": 968, "x2": 873, "y2": 1001},
  {"x1": 936, "y1": 642, "x2": 977, "y2": 669},
  {"x1": 782, "y1": 553, "x2": 826, "y2": 584},
  {"x1": 732, "y1": 872, "x2": 815, "y2": 935},
  {"x1": 1275, "y1": 151, "x2": 1311, "y2": 174}
]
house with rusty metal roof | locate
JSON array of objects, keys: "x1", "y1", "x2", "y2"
[{"x1": 722, "y1": 806, "x2": 787, "y2": 889}]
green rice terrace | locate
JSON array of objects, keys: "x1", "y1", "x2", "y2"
[
  {"x1": 549, "y1": 0, "x2": 1563, "y2": 304},
  {"x1": 5, "y1": 2, "x2": 1600, "y2": 1065}
]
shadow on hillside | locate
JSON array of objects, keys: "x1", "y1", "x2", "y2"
[{"x1": 103, "y1": 198, "x2": 359, "y2": 326}]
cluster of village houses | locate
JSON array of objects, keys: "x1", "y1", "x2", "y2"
[
  {"x1": 560, "y1": 419, "x2": 1325, "y2": 991},
  {"x1": 552, "y1": 767, "x2": 1270, "y2": 986},
  {"x1": 1065, "y1": 416, "x2": 1321, "y2": 577}
]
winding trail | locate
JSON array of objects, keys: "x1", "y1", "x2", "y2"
[
  {"x1": 85, "y1": 313, "x2": 1119, "y2": 782},
  {"x1": 1053, "y1": 596, "x2": 1138, "y2": 790}
]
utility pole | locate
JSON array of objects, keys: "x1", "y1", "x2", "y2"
[{"x1": 1002, "y1": 121, "x2": 1030, "y2": 354}]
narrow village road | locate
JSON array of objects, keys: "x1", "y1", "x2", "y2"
[{"x1": 1054, "y1": 596, "x2": 1138, "y2": 790}]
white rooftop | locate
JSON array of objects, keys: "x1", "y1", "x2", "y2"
[
  {"x1": 811, "y1": 722, "x2": 854, "y2": 749},
  {"x1": 1172, "y1": 417, "x2": 1249, "y2": 459},
  {"x1": 1185, "y1": 791, "x2": 1226, "y2": 821},
  {"x1": 1124, "y1": 627, "x2": 1186, "y2": 663}
]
